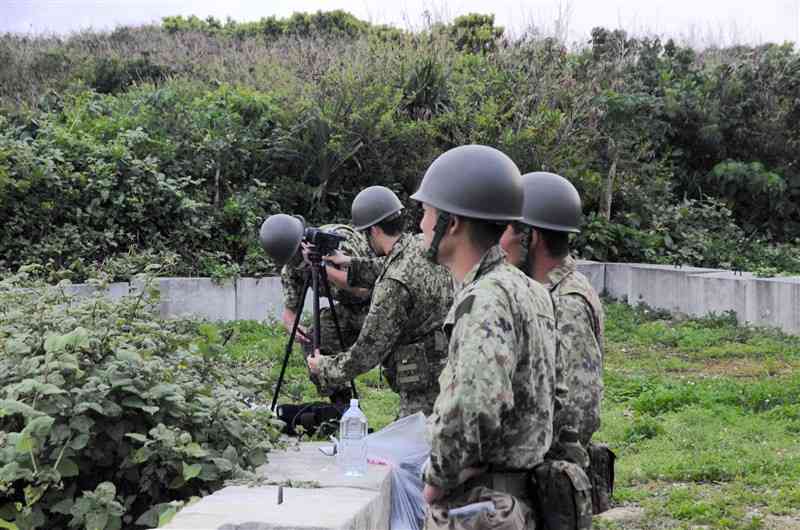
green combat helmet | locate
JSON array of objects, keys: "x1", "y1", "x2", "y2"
[
  {"x1": 520, "y1": 172, "x2": 582, "y2": 233},
  {"x1": 513, "y1": 172, "x2": 582, "y2": 275},
  {"x1": 351, "y1": 186, "x2": 404, "y2": 231},
  {"x1": 259, "y1": 214, "x2": 304, "y2": 267},
  {"x1": 411, "y1": 144, "x2": 523, "y2": 263}
]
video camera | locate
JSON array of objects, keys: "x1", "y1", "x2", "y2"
[
  {"x1": 259, "y1": 214, "x2": 346, "y2": 266},
  {"x1": 303, "y1": 226, "x2": 346, "y2": 257}
]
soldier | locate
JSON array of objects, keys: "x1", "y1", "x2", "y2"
[
  {"x1": 279, "y1": 222, "x2": 376, "y2": 405},
  {"x1": 307, "y1": 186, "x2": 454, "y2": 417},
  {"x1": 499, "y1": 172, "x2": 604, "y2": 448},
  {"x1": 412, "y1": 145, "x2": 557, "y2": 530}
]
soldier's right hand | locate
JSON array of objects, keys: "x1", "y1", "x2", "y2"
[{"x1": 323, "y1": 250, "x2": 351, "y2": 268}]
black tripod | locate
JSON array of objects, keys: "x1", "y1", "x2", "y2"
[{"x1": 271, "y1": 250, "x2": 358, "y2": 411}]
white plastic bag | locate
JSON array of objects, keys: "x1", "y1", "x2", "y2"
[{"x1": 366, "y1": 412, "x2": 430, "y2": 530}]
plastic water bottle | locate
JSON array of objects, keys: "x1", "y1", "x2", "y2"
[{"x1": 338, "y1": 399, "x2": 368, "y2": 476}]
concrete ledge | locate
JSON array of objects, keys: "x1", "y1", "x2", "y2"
[
  {"x1": 686, "y1": 271, "x2": 753, "y2": 320},
  {"x1": 55, "y1": 266, "x2": 800, "y2": 336},
  {"x1": 603, "y1": 263, "x2": 638, "y2": 301},
  {"x1": 63, "y1": 282, "x2": 131, "y2": 302},
  {"x1": 163, "y1": 442, "x2": 391, "y2": 530},
  {"x1": 745, "y1": 276, "x2": 800, "y2": 333},
  {"x1": 236, "y1": 277, "x2": 283, "y2": 322},
  {"x1": 576, "y1": 260, "x2": 605, "y2": 296},
  {"x1": 628, "y1": 264, "x2": 721, "y2": 314},
  {"x1": 133, "y1": 278, "x2": 237, "y2": 321}
]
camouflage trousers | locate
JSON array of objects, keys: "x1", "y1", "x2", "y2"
[
  {"x1": 306, "y1": 303, "x2": 368, "y2": 400},
  {"x1": 398, "y1": 384, "x2": 440, "y2": 418},
  {"x1": 425, "y1": 485, "x2": 536, "y2": 530}
]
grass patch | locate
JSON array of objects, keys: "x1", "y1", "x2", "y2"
[{"x1": 215, "y1": 302, "x2": 800, "y2": 529}]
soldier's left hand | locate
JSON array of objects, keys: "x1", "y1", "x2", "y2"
[
  {"x1": 423, "y1": 483, "x2": 445, "y2": 504},
  {"x1": 307, "y1": 348, "x2": 322, "y2": 375},
  {"x1": 300, "y1": 242, "x2": 316, "y2": 265}
]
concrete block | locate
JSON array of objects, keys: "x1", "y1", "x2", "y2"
[
  {"x1": 236, "y1": 277, "x2": 284, "y2": 322},
  {"x1": 686, "y1": 271, "x2": 753, "y2": 320},
  {"x1": 744, "y1": 276, "x2": 800, "y2": 334},
  {"x1": 628, "y1": 264, "x2": 721, "y2": 314},
  {"x1": 575, "y1": 260, "x2": 605, "y2": 295},
  {"x1": 603, "y1": 263, "x2": 639, "y2": 301},
  {"x1": 62, "y1": 282, "x2": 131, "y2": 302},
  {"x1": 164, "y1": 442, "x2": 391, "y2": 530},
  {"x1": 132, "y1": 278, "x2": 236, "y2": 321}
]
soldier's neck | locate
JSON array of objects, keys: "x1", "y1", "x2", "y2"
[
  {"x1": 531, "y1": 252, "x2": 562, "y2": 283},
  {"x1": 382, "y1": 234, "x2": 402, "y2": 255},
  {"x1": 450, "y1": 245, "x2": 490, "y2": 284}
]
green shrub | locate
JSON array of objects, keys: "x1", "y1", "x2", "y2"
[
  {"x1": 0, "y1": 267, "x2": 283, "y2": 529},
  {"x1": 91, "y1": 56, "x2": 174, "y2": 94}
]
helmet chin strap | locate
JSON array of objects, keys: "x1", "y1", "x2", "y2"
[
  {"x1": 426, "y1": 212, "x2": 451, "y2": 264},
  {"x1": 518, "y1": 223, "x2": 534, "y2": 277}
]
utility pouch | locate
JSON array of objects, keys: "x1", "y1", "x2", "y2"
[
  {"x1": 394, "y1": 331, "x2": 448, "y2": 392},
  {"x1": 531, "y1": 460, "x2": 592, "y2": 530},
  {"x1": 395, "y1": 342, "x2": 431, "y2": 392},
  {"x1": 587, "y1": 443, "x2": 616, "y2": 514}
]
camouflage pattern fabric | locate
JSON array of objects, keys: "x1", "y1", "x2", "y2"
[
  {"x1": 317, "y1": 233, "x2": 454, "y2": 416},
  {"x1": 545, "y1": 255, "x2": 605, "y2": 446},
  {"x1": 347, "y1": 255, "x2": 385, "y2": 289},
  {"x1": 425, "y1": 245, "x2": 557, "y2": 497}
]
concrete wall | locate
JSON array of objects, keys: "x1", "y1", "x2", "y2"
[
  {"x1": 744, "y1": 276, "x2": 800, "y2": 334},
  {"x1": 628, "y1": 264, "x2": 721, "y2": 315},
  {"x1": 61, "y1": 265, "x2": 800, "y2": 334}
]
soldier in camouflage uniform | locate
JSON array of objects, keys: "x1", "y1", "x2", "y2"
[
  {"x1": 279, "y1": 223, "x2": 379, "y2": 404},
  {"x1": 308, "y1": 186, "x2": 454, "y2": 417},
  {"x1": 412, "y1": 145, "x2": 557, "y2": 530},
  {"x1": 280, "y1": 223, "x2": 375, "y2": 353},
  {"x1": 500, "y1": 172, "x2": 604, "y2": 447}
]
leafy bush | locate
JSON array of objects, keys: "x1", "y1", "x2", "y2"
[
  {"x1": 3, "y1": 15, "x2": 800, "y2": 278},
  {"x1": 90, "y1": 56, "x2": 174, "y2": 95},
  {"x1": 0, "y1": 267, "x2": 283, "y2": 529}
]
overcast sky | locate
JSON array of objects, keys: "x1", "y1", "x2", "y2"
[{"x1": 2, "y1": 0, "x2": 798, "y2": 46}]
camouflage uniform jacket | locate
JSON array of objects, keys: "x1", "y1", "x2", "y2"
[
  {"x1": 280, "y1": 224, "x2": 375, "y2": 312},
  {"x1": 425, "y1": 246, "x2": 557, "y2": 491},
  {"x1": 546, "y1": 255, "x2": 605, "y2": 446},
  {"x1": 317, "y1": 233, "x2": 454, "y2": 412},
  {"x1": 347, "y1": 255, "x2": 386, "y2": 289}
]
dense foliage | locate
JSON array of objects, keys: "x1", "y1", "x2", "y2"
[
  {"x1": 2, "y1": 11, "x2": 800, "y2": 279},
  {"x1": 0, "y1": 267, "x2": 283, "y2": 529}
]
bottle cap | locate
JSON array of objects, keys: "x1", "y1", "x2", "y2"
[{"x1": 350, "y1": 399, "x2": 359, "y2": 408}]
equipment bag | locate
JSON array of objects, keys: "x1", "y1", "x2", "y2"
[
  {"x1": 275, "y1": 402, "x2": 345, "y2": 437},
  {"x1": 531, "y1": 460, "x2": 592, "y2": 530},
  {"x1": 587, "y1": 443, "x2": 616, "y2": 514}
]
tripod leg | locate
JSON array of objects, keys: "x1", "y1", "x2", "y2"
[
  {"x1": 271, "y1": 272, "x2": 311, "y2": 412},
  {"x1": 319, "y1": 266, "x2": 359, "y2": 400}
]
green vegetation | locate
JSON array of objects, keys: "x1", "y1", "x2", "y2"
[
  {"x1": 0, "y1": 270, "x2": 284, "y2": 529},
  {"x1": 214, "y1": 302, "x2": 800, "y2": 530},
  {"x1": 2, "y1": 12, "x2": 800, "y2": 280}
]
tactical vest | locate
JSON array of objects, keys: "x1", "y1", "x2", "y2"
[{"x1": 376, "y1": 234, "x2": 453, "y2": 393}]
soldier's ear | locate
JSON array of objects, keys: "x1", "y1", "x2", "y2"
[
  {"x1": 448, "y1": 215, "x2": 462, "y2": 236},
  {"x1": 530, "y1": 228, "x2": 540, "y2": 249}
]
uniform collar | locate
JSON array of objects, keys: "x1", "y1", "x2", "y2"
[
  {"x1": 381, "y1": 232, "x2": 412, "y2": 267},
  {"x1": 461, "y1": 245, "x2": 507, "y2": 287},
  {"x1": 544, "y1": 255, "x2": 576, "y2": 291}
]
